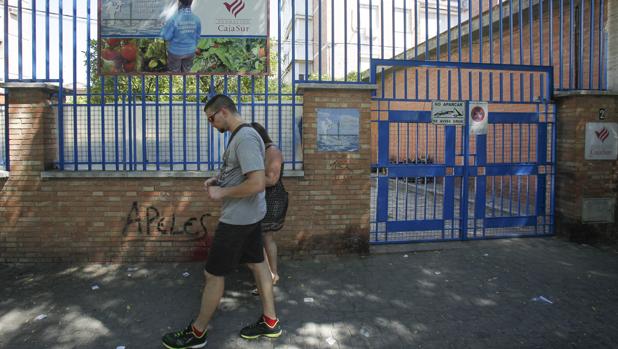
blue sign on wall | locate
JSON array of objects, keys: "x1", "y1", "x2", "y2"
[{"x1": 317, "y1": 108, "x2": 360, "y2": 152}]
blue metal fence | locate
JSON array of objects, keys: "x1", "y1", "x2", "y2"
[
  {"x1": 370, "y1": 60, "x2": 555, "y2": 243},
  {"x1": 0, "y1": 0, "x2": 607, "y2": 171}
]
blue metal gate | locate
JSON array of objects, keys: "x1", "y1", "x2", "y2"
[{"x1": 370, "y1": 60, "x2": 555, "y2": 244}]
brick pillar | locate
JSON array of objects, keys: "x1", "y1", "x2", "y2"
[
  {"x1": 555, "y1": 92, "x2": 618, "y2": 242},
  {"x1": 295, "y1": 83, "x2": 376, "y2": 254},
  {"x1": 0, "y1": 83, "x2": 59, "y2": 262}
]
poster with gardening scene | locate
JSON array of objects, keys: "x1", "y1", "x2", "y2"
[{"x1": 99, "y1": 0, "x2": 268, "y2": 75}]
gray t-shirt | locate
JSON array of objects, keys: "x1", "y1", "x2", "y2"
[{"x1": 217, "y1": 126, "x2": 266, "y2": 225}]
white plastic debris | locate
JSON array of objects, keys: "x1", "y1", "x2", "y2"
[
  {"x1": 91, "y1": 284, "x2": 100, "y2": 290},
  {"x1": 483, "y1": 253, "x2": 489, "y2": 257},
  {"x1": 127, "y1": 267, "x2": 138, "y2": 272},
  {"x1": 326, "y1": 337, "x2": 336, "y2": 346},
  {"x1": 182, "y1": 272, "x2": 190, "y2": 277},
  {"x1": 34, "y1": 314, "x2": 47, "y2": 321},
  {"x1": 360, "y1": 327, "x2": 371, "y2": 338},
  {"x1": 303, "y1": 297, "x2": 314, "y2": 303},
  {"x1": 434, "y1": 271, "x2": 441, "y2": 275},
  {"x1": 531, "y1": 296, "x2": 553, "y2": 304},
  {"x1": 116, "y1": 346, "x2": 126, "y2": 349},
  {"x1": 127, "y1": 274, "x2": 132, "y2": 278},
  {"x1": 403, "y1": 254, "x2": 409, "y2": 258}
]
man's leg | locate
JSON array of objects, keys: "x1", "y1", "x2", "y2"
[
  {"x1": 262, "y1": 232, "x2": 279, "y2": 285},
  {"x1": 240, "y1": 260, "x2": 281, "y2": 339},
  {"x1": 239, "y1": 223, "x2": 281, "y2": 339},
  {"x1": 193, "y1": 271, "x2": 225, "y2": 332},
  {"x1": 247, "y1": 261, "x2": 276, "y2": 319},
  {"x1": 161, "y1": 271, "x2": 222, "y2": 348}
]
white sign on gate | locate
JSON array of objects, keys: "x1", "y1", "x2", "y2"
[
  {"x1": 585, "y1": 122, "x2": 618, "y2": 160},
  {"x1": 431, "y1": 101, "x2": 465, "y2": 125},
  {"x1": 469, "y1": 101, "x2": 489, "y2": 135}
]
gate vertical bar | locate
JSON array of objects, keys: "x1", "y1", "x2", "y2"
[
  {"x1": 143, "y1": 77, "x2": 148, "y2": 170},
  {"x1": 17, "y1": 0, "x2": 22, "y2": 80},
  {"x1": 3, "y1": 1, "x2": 9, "y2": 81},
  {"x1": 196, "y1": 77, "x2": 201, "y2": 170},
  {"x1": 474, "y1": 126, "x2": 488, "y2": 238},
  {"x1": 377, "y1": 117, "x2": 390, "y2": 240},
  {"x1": 3, "y1": 94, "x2": 7, "y2": 170},
  {"x1": 598, "y1": 0, "x2": 604, "y2": 90},
  {"x1": 444, "y1": 125, "x2": 457, "y2": 239},
  {"x1": 72, "y1": 0, "x2": 78, "y2": 170},
  {"x1": 2, "y1": 1, "x2": 7, "y2": 168},
  {"x1": 305, "y1": 0, "x2": 309, "y2": 80},
  {"x1": 114, "y1": 79, "x2": 119, "y2": 171},
  {"x1": 589, "y1": 0, "x2": 594, "y2": 89},
  {"x1": 32, "y1": 0, "x2": 36, "y2": 80},
  {"x1": 560, "y1": 0, "x2": 564, "y2": 89},
  {"x1": 45, "y1": 0, "x2": 50, "y2": 80},
  {"x1": 87, "y1": 0, "x2": 92, "y2": 170},
  {"x1": 318, "y1": 0, "x2": 322, "y2": 79},
  {"x1": 460, "y1": 101, "x2": 470, "y2": 240},
  {"x1": 59, "y1": 0, "x2": 65, "y2": 170}
]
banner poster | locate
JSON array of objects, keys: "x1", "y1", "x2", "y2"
[
  {"x1": 99, "y1": 0, "x2": 269, "y2": 75},
  {"x1": 469, "y1": 101, "x2": 489, "y2": 135}
]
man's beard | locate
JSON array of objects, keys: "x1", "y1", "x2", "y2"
[{"x1": 217, "y1": 127, "x2": 226, "y2": 133}]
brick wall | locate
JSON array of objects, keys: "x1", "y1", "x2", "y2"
[
  {"x1": 287, "y1": 84, "x2": 373, "y2": 256},
  {"x1": 555, "y1": 94, "x2": 618, "y2": 242},
  {"x1": 0, "y1": 84, "x2": 374, "y2": 262}
]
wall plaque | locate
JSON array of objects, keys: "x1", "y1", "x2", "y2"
[
  {"x1": 582, "y1": 198, "x2": 616, "y2": 223},
  {"x1": 584, "y1": 122, "x2": 618, "y2": 160}
]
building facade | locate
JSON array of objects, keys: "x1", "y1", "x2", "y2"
[{"x1": 281, "y1": 0, "x2": 467, "y2": 83}]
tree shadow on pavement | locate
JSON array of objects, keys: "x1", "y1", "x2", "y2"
[{"x1": 1, "y1": 238, "x2": 618, "y2": 348}]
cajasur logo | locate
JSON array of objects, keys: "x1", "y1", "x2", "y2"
[{"x1": 223, "y1": 0, "x2": 246, "y2": 17}]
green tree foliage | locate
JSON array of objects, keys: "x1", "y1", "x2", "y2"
[{"x1": 81, "y1": 39, "x2": 292, "y2": 104}]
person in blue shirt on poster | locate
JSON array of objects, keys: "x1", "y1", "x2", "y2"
[{"x1": 160, "y1": 0, "x2": 202, "y2": 72}]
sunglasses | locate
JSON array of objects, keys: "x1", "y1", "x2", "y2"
[{"x1": 207, "y1": 109, "x2": 222, "y2": 122}]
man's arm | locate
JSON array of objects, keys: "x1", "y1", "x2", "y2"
[{"x1": 207, "y1": 170, "x2": 265, "y2": 200}]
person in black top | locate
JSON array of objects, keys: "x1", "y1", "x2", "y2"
[{"x1": 251, "y1": 122, "x2": 288, "y2": 289}]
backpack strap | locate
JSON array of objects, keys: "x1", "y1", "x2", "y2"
[{"x1": 228, "y1": 123, "x2": 251, "y2": 145}]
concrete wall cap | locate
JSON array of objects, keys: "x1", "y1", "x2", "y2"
[
  {"x1": 296, "y1": 83, "x2": 377, "y2": 94},
  {"x1": 0, "y1": 82, "x2": 71, "y2": 94},
  {"x1": 40, "y1": 170, "x2": 305, "y2": 179},
  {"x1": 554, "y1": 90, "x2": 618, "y2": 98}
]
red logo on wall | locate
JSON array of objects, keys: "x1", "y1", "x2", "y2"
[
  {"x1": 223, "y1": 0, "x2": 246, "y2": 17},
  {"x1": 595, "y1": 127, "x2": 610, "y2": 143}
]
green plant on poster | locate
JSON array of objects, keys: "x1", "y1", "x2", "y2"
[
  {"x1": 99, "y1": 37, "x2": 267, "y2": 75},
  {"x1": 192, "y1": 38, "x2": 267, "y2": 74}
]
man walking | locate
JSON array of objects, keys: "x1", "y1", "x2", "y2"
[{"x1": 162, "y1": 94, "x2": 281, "y2": 349}]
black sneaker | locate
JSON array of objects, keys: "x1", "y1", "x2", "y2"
[
  {"x1": 240, "y1": 316, "x2": 282, "y2": 339},
  {"x1": 162, "y1": 323, "x2": 207, "y2": 349}
]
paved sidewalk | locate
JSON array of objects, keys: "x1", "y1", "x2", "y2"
[{"x1": 1, "y1": 237, "x2": 617, "y2": 349}]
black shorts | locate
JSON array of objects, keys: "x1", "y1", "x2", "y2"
[{"x1": 204, "y1": 221, "x2": 264, "y2": 276}]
